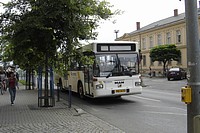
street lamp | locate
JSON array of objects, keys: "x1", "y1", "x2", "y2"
[{"x1": 114, "y1": 30, "x2": 119, "y2": 39}]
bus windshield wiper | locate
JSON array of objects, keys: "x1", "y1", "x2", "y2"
[
  {"x1": 106, "y1": 64, "x2": 118, "y2": 78},
  {"x1": 106, "y1": 65, "x2": 133, "y2": 78},
  {"x1": 123, "y1": 71, "x2": 133, "y2": 77}
]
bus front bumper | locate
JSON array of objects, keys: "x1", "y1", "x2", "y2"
[{"x1": 92, "y1": 87, "x2": 142, "y2": 98}]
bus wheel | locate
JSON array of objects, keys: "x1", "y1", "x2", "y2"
[
  {"x1": 115, "y1": 95, "x2": 121, "y2": 98},
  {"x1": 78, "y1": 82, "x2": 84, "y2": 99}
]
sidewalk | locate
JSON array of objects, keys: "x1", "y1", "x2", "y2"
[{"x1": 0, "y1": 84, "x2": 125, "y2": 133}]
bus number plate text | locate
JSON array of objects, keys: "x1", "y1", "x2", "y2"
[{"x1": 116, "y1": 89, "x2": 126, "y2": 93}]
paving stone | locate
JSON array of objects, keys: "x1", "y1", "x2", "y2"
[{"x1": 0, "y1": 85, "x2": 125, "y2": 133}]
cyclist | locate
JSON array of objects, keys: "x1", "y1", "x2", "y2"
[{"x1": 0, "y1": 71, "x2": 6, "y2": 94}]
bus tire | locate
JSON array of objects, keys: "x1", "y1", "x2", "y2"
[
  {"x1": 78, "y1": 82, "x2": 84, "y2": 99},
  {"x1": 115, "y1": 95, "x2": 121, "y2": 98}
]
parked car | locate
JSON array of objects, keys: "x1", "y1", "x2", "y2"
[{"x1": 167, "y1": 67, "x2": 187, "y2": 81}]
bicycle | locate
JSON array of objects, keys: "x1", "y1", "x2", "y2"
[
  {"x1": 0, "y1": 81, "x2": 4, "y2": 95},
  {"x1": 0, "y1": 79, "x2": 7, "y2": 95}
]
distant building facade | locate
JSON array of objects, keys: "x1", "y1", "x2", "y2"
[{"x1": 116, "y1": 9, "x2": 200, "y2": 76}]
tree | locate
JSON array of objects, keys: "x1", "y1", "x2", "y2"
[
  {"x1": 0, "y1": 0, "x2": 118, "y2": 105},
  {"x1": 149, "y1": 44, "x2": 181, "y2": 76},
  {"x1": 0, "y1": 0, "x2": 118, "y2": 76},
  {"x1": 0, "y1": 0, "x2": 117, "y2": 69}
]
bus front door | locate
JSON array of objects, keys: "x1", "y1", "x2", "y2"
[{"x1": 84, "y1": 65, "x2": 93, "y2": 96}]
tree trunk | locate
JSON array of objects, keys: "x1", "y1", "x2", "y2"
[
  {"x1": 32, "y1": 69, "x2": 35, "y2": 89},
  {"x1": 28, "y1": 68, "x2": 31, "y2": 90},
  {"x1": 163, "y1": 61, "x2": 167, "y2": 77},
  {"x1": 26, "y1": 69, "x2": 28, "y2": 90},
  {"x1": 44, "y1": 52, "x2": 49, "y2": 106}
]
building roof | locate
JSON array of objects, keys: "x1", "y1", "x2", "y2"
[{"x1": 123, "y1": 9, "x2": 200, "y2": 36}]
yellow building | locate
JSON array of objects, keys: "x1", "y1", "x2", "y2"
[{"x1": 116, "y1": 9, "x2": 196, "y2": 76}]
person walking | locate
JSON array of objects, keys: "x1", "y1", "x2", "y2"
[
  {"x1": 8, "y1": 72, "x2": 17, "y2": 105},
  {"x1": 149, "y1": 66, "x2": 152, "y2": 78}
]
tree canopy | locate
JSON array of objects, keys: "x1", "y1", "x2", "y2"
[
  {"x1": 0, "y1": 0, "x2": 118, "y2": 70},
  {"x1": 149, "y1": 44, "x2": 181, "y2": 75}
]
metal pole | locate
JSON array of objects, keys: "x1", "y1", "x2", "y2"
[
  {"x1": 114, "y1": 30, "x2": 119, "y2": 39},
  {"x1": 57, "y1": 83, "x2": 60, "y2": 102},
  {"x1": 68, "y1": 85, "x2": 71, "y2": 108},
  {"x1": 185, "y1": 0, "x2": 200, "y2": 133}
]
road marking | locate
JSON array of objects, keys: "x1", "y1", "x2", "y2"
[
  {"x1": 131, "y1": 95, "x2": 161, "y2": 102},
  {"x1": 143, "y1": 89, "x2": 180, "y2": 96},
  {"x1": 140, "y1": 111, "x2": 186, "y2": 116},
  {"x1": 143, "y1": 105, "x2": 186, "y2": 111}
]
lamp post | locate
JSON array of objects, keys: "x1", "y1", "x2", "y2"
[
  {"x1": 114, "y1": 30, "x2": 119, "y2": 39},
  {"x1": 184, "y1": 0, "x2": 200, "y2": 133}
]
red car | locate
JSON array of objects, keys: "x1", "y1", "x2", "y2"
[{"x1": 167, "y1": 68, "x2": 187, "y2": 81}]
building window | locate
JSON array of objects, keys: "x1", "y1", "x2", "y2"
[
  {"x1": 177, "y1": 56, "x2": 182, "y2": 65},
  {"x1": 142, "y1": 38, "x2": 146, "y2": 50},
  {"x1": 157, "y1": 34, "x2": 162, "y2": 45},
  {"x1": 149, "y1": 36, "x2": 154, "y2": 48},
  {"x1": 166, "y1": 32, "x2": 171, "y2": 44},
  {"x1": 158, "y1": 61, "x2": 162, "y2": 66},
  {"x1": 143, "y1": 55, "x2": 146, "y2": 66},
  {"x1": 150, "y1": 58, "x2": 154, "y2": 66},
  {"x1": 176, "y1": 30, "x2": 181, "y2": 43}
]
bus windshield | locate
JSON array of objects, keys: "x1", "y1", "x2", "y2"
[{"x1": 93, "y1": 53, "x2": 139, "y2": 77}]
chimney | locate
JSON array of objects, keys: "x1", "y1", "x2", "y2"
[
  {"x1": 136, "y1": 22, "x2": 140, "y2": 30},
  {"x1": 174, "y1": 9, "x2": 178, "y2": 16}
]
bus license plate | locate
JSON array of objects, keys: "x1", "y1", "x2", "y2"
[{"x1": 116, "y1": 89, "x2": 125, "y2": 93}]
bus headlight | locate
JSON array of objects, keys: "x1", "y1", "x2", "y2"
[
  {"x1": 96, "y1": 84, "x2": 103, "y2": 89},
  {"x1": 135, "y1": 82, "x2": 141, "y2": 86}
]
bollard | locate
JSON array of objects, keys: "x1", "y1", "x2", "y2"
[
  {"x1": 68, "y1": 85, "x2": 72, "y2": 108},
  {"x1": 57, "y1": 83, "x2": 60, "y2": 102}
]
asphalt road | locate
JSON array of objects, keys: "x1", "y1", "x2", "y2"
[{"x1": 60, "y1": 77, "x2": 188, "y2": 133}]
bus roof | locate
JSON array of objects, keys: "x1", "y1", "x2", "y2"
[
  {"x1": 80, "y1": 40, "x2": 137, "y2": 44},
  {"x1": 81, "y1": 41, "x2": 139, "y2": 53},
  {"x1": 90, "y1": 40, "x2": 138, "y2": 44}
]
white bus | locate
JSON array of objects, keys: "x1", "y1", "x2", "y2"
[{"x1": 55, "y1": 41, "x2": 142, "y2": 98}]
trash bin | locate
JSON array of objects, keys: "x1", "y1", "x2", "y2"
[{"x1": 153, "y1": 71, "x2": 156, "y2": 77}]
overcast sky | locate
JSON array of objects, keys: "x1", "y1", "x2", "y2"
[
  {"x1": 96, "y1": 0, "x2": 190, "y2": 41},
  {"x1": 0, "y1": 0, "x2": 199, "y2": 41}
]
